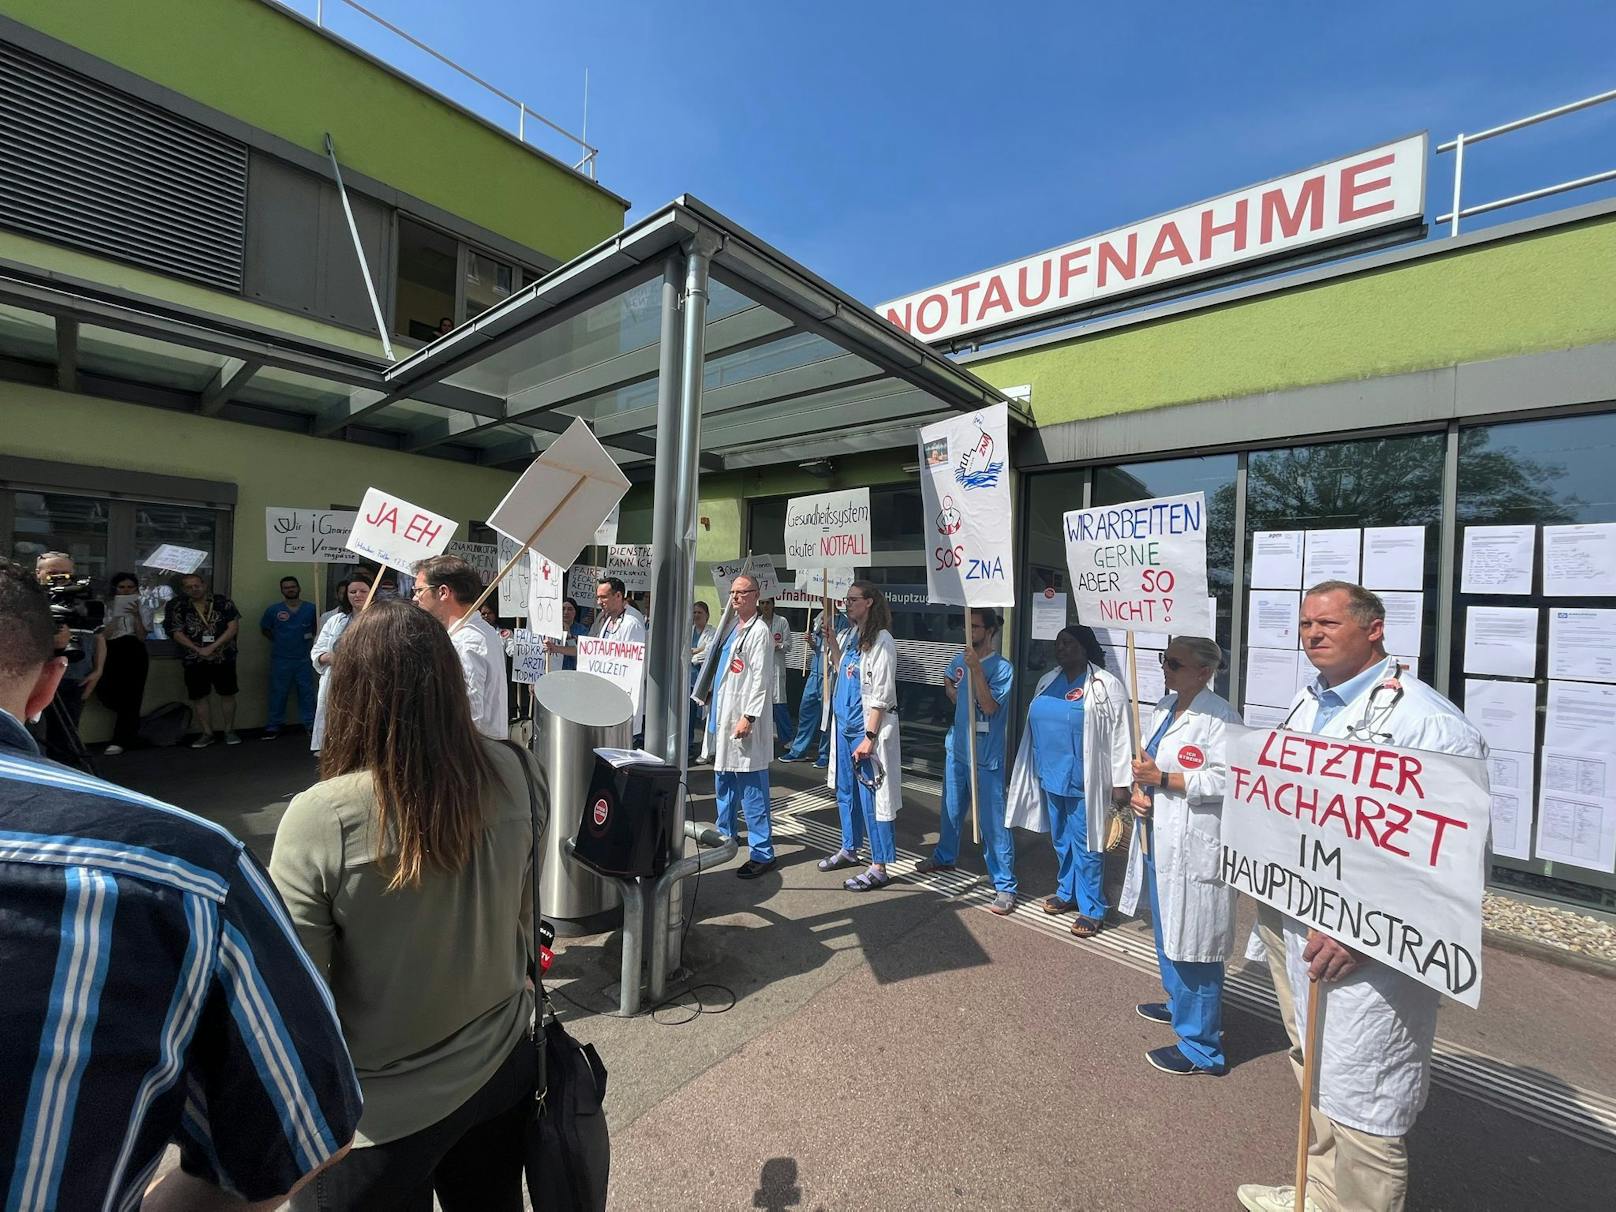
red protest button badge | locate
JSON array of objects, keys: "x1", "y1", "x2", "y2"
[
  {"x1": 729, "y1": 657, "x2": 745, "y2": 674},
  {"x1": 1064, "y1": 687, "x2": 1085, "y2": 702},
  {"x1": 1177, "y1": 744, "x2": 1206, "y2": 769}
]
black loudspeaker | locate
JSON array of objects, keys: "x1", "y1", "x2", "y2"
[{"x1": 573, "y1": 756, "x2": 681, "y2": 879}]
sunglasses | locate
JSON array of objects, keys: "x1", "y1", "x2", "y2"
[{"x1": 1158, "y1": 655, "x2": 1198, "y2": 672}]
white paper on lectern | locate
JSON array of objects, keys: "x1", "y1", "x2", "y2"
[
  {"x1": 1379, "y1": 591, "x2": 1423, "y2": 661},
  {"x1": 1547, "y1": 608, "x2": 1616, "y2": 682},
  {"x1": 1463, "y1": 606, "x2": 1538, "y2": 678},
  {"x1": 1460, "y1": 525, "x2": 1535, "y2": 595},
  {"x1": 1361, "y1": 526, "x2": 1426, "y2": 590},
  {"x1": 1250, "y1": 531, "x2": 1303, "y2": 589},
  {"x1": 1542, "y1": 523, "x2": 1616, "y2": 597},
  {"x1": 1534, "y1": 788, "x2": 1616, "y2": 873},
  {"x1": 1486, "y1": 749, "x2": 1534, "y2": 861},
  {"x1": 1247, "y1": 590, "x2": 1300, "y2": 650},
  {"x1": 486, "y1": 418, "x2": 630, "y2": 570},
  {"x1": 1463, "y1": 678, "x2": 1538, "y2": 753},
  {"x1": 1302, "y1": 529, "x2": 1360, "y2": 587},
  {"x1": 1545, "y1": 680, "x2": 1616, "y2": 749},
  {"x1": 1246, "y1": 647, "x2": 1302, "y2": 708}
]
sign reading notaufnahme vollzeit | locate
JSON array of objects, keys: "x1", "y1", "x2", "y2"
[{"x1": 878, "y1": 134, "x2": 1427, "y2": 345}]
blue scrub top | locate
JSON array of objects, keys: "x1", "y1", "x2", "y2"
[
  {"x1": 832, "y1": 646, "x2": 865, "y2": 735},
  {"x1": 944, "y1": 651, "x2": 1014, "y2": 770},
  {"x1": 1028, "y1": 669, "x2": 1088, "y2": 797},
  {"x1": 261, "y1": 600, "x2": 315, "y2": 662},
  {"x1": 562, "y1": 621, "x2": 586, "y2": 671},
  {"x1": 708, "y1": 626, "x2": 742, "y2": 734}
]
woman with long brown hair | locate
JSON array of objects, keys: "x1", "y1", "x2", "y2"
[{"x1": 271, "y1": 600, "x2": 545, "y2": 1211}]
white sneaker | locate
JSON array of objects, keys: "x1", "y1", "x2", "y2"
[
  {"x1": 191, "y1": 733, "x2": 215, "y2": 749},
  {"x1": 1236, "y1": 1184, "x2": 1320, "y2": 1212},
  {"x1": 103, "y1": 744, "x2": 124, "y2": 756},
  {"x1": 224, "y1": 731, "x2": 241, "y2": 745}
]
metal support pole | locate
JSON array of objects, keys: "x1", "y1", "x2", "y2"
[
  {"x1": 1434, "y1": 421, "x2": 1461, "y2": 697},
  {"x1": 649, "y1": 822, "x2": 738, "y2": 1002},
  {"x1": 564, "y1": 841, "x2": 647, "y2": 1016},
  {"x1": 322, "y1": 134, "x2": 395, "y2": 361},
  {"x1": 1228, "y1": 452, "x2": 1249, "y2": 707},
  {"x1": 1449, "y1": 134, "x2": 1466, "y2": 238}
]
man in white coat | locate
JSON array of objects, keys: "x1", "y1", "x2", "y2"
[
  {"x1": 413, "y1": 554, "x2": 508, "y2": 740},
  {"x1": 591, "y1": 575, "x2": 648, "y2": 738},
  {"x1": 703, "y1": 574, "x2": 777, "y2": 879},
  {"x1": 760, "y1": 598, "x2": 793, "y2": 746},
  {"x1": 1237, "y1": 581, "x2": 1486, "y2": 1212}
]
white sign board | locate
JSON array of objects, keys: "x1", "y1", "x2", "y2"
[
  {"x1": 607, "y1": 544, "x2": 654, "y2": 593},
  {"x1": 879, "y1": 135, "x2": 1427, "y2": 345},
  {"x1": 712, "y1": 556, "x2": 781, "y2": 600},
  {"x1": 344, "y1": 488, "x2": 456, "y2": 571},
  {"x1": 567, "y1": 564, "x2": 603, "y2": 604},
  {"x1": 486, "y1": 417, "x2": 630, "y2": 569},
  {"x1": 916, "y1": 403, "x2": 1015, "y2": 607},
  {"x1": 264, "y1": 507, "x2": 356, "y2": 563},
  {"x1": 577, "y1": 634, "x2": 646, "y2": 719},
  {"x1": 497, "y1": 534, "x2": 531, "y2": 617},
  {"x1": 526, "y1": 552, "x2": 567, "y2": 638},
  {"x1": 593, "y1": 504, "x2": 621, "y2": 547},
  {"x1": 446, "y1": 541, "x2": 499, "y2": 588},
  {"x1": 140, "y1": 544, "x2": 209, "y2": 575},
  {"x1": 509, "y1": 628, "x2": 548, "y2": 685},
  {"x1": 1220, "y1": 725, "x2": 1489, "y2": 1006},
  {"x1": 1063, "y1": 491, "x2": 1213, "y2": 636},
  {"x1": 783, "y1": 565, "x2": 855, "y2": 605},
  {"x1": 785, "y1": 488, "x2": 871, "y2": 570}
]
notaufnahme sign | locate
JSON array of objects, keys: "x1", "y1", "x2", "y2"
[{"x1": 879, "y1": 134, "x2": 1427, "y2": 345}]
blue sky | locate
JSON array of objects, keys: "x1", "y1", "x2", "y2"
[{"x1": 292, "y1": 0, "x2": 1615, "y2": 304}]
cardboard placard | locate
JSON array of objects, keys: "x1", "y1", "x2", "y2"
[
  {"x1": 264, "y1": 507, "x2": 357, "y2": 563},
  {"x1": 344, "y1": 488, "x2": 456, "y2": 571}
]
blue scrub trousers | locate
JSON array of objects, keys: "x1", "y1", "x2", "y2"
[
  {"x1": 715, "y1": 770, "x2": 774, "y2": 863},
  {"x1": 785, "y1": 669, "x2": 828, "y2": 763},
  {"x1": 773, "y1": 702, "x2": 792, "y2": 743},
  {"x1": 1047, "y1": 792, "x2": 1105, "y2": 918},
  {"x1": 267, "y1": 658, "x2": 315, "y2": 729},
  {"x1": 1144, "y1": 821, "x2": 1226, "y2": 1070},
  {"x1": 834, "y1": 728, "x2": 893, "y2": 862},
  {"x1": 935, "y1": 755, "x2": 1015, "y2": 894}
]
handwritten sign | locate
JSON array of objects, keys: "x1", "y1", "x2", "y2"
[
  {"x1": 712, "y1": 556, "x2": 781, "y2": 599},
  {"x1": 607, "y1": 544, "x2": 654, "y2": 593},
  {"x1": 265, "y1": 507, "x2": 357, "y2": 563},
  {"x1": 917, "y1": 404, "x2": 1015, "y2": 607},
  {"x1": 510, "y1": 628, "x2": 548, "y2": 685},
  {"x1": 785, "y1": 488, "x2": 871, "y2": 570},
  {"x1": 446, "y1": 541, "x2": 499, "y2": 588},
  {"x1": 527, "y1": 552, "x2": 567, "y2": 638},
  {"x1": 494, "y1": 534, "x2": 531, "y2": 617},
  {"x1": 140, "y1": 544, "x2": 208, "y2": 574},
  {"x1": 1063, "y1": 491, "x2": 1212, "y2": 636},
  {"x1": 577, "y1": 634, "x2": 646, "y2": 718},
  {"x1": 778, "y1": 566, "x2": 855, "y2": 607},
  {"x1": 567, "y1": 563, "x2": 603, "y2": 604},
  {"x1": 1220, "y1": 725, "x2": 1489, "y2": 1006},
  {"x1": 344, "y1": 487, "x2": 456, "y2": 571}
]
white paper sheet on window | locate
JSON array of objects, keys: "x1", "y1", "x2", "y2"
[
  {"x1": 1246, "y1": 647, "x2": 1302, "y2": 709},
  {"x1": 1463, "y1": 678, "x2": 1538, "y2": 754},
  {"x1": 1543, "y1": 748, "x2": 1615, "y2": 800},
  {"x1": 1388, "y1": 654, "x2": 1420, "y2": 681},
  {"x1": 1542, "y1": 523, "x2": 1616, "y2": 597},
  {"x1": 1301, "y1": 529, "x2": 1360, "y2": 587},
  {"x1": 1463, "y1": 606, "x2": 1538, "y2": 678},
  {"x1": 1361, "y1": 526, "x2": 1426, "y2": 591},
  {"x1": 1534, "y1": 788, "x2": 1616, "y2": 874},
  {"x1": 1246, "y1": 589, "x2": 1299, "y2": 650},
  {"x1": 1460, "y1": 525, "x2": 1535, "y2": 595},
  {"x1": 1544, "y1": 680, "x2": 1616, "y2": 749},
  {"x1": 1030, "y1": 590, "x2": 1068, "y2": 640},
  {"x1": 1295, "y1": 650, "x2": 1319, "y2": 696},
  {"x1": 1243, "y1": 703, "x2": 1290, "y2": 729},
  {"x1": 1486, "y1": 749, "x2": 1535, "y2": 861},
  {"x1": 1102, "y1": 645, "x2": 1165, "y2": 703},
  {"x1": 1092, "y1": 625, "x2": 1166, "y2": 649},
  {"x1": 1250, "y1": 530, "x2": 1304, "y2": 589},
  {"x1": 1547, "y1": 608, "x2": 1616, "y2": 683},
  {"x1": 1378, "y1": 591, "x2": 1423, "y2": 661}
]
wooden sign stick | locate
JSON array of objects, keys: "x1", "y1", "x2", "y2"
[
  {"x1": 963, "y1": 609, "x2": 982, "y2": 846},
  {"x1": 360, "y1": 562, "x2": 387, "y2": 611},
  {"x1": 450, "y1": 474, "x2": 589, "y2": 635},
  {"x1": 1295, "y1": 980, "x2": 1325, "y2": 1207},
  {"x1": 1127, "y1": 630, "x2": 1149, "y2": 857}
]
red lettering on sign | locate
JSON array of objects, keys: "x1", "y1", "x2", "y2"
[
  {"x1": 1097, "y1": 233, "x2": 1137, "y2": 287},
  {"x1": 364, "y1": 502, "x2": 399, "y2": 529},
  {"x1": 915, "y1": 293, "x2": 949, "y2": 336},
  {"x1": 1142, "y1": 221, "x2": 1193, "y2": 275},
  {"x1": 884, "y1": 301, "x2": 913, "y2": 332},
  {"x1": 976, "y1": 274, "x2": 1013, "y2": 320},
  {"x1": 1057, "y1": 246, "x2": 1091, "y2": 297},
  {"x1": 1017, "y1": 261, "x2": 1052, "y2": 308},
  {"x1": 950, "y1": 280, "x2": 981, "y2": 322},
  {"x1": 1260, "y1": 175, "x2": 1325, "y2": 242},
  {"x1": 1339, "y1": 153, "x2": 1397, "y2": 223},
  {"x1": 1177, "y1": 744, "x2": 1205, "y2": 770},
  {"x1": 1199, "y1": 198, "x2": 1248, "y2": 260},
  {"x1": 403, "y1": 514, "x2": 442, "y2": 545}
]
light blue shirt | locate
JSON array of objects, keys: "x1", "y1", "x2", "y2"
[
  {"x1": 1306, "y1": 656, "x2": 1394, "y2": 731},
  {"x1": 944, "y1": 650, "x2": 1014, "y2": 771}
]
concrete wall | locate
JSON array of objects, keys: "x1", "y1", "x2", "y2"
[{"x1": 6, "y1": 386, "x2": 519, "y2": 739}]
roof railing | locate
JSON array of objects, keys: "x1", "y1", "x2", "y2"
[
  {"x1": 1436, "y1": 88, "x2": 1616, "y2": 236},
  {"x1": 279, "y1": 0, "x2": 599, "y2": 178}
]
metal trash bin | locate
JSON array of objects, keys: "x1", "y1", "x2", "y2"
[{"x1": 532, "y1": 671, "x2": 633, "y2": 934}]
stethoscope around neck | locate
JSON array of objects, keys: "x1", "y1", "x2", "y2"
[{"x1": 1275, "y1": 659, "x2": 1406, "y2": 743}]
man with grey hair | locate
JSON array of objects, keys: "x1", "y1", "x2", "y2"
[{"x1": 1237, "y1": 580, "x2": 1485, "y2": 1212}]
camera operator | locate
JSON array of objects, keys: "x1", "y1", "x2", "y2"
[{"x1": 33, "y1": 551, "x2": 106, "y2": 770}]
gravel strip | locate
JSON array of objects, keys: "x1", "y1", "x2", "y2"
[{"x1": 1484, "y1": 891, "x2": 1616, "y2": 963}]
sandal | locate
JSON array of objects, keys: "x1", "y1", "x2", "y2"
[
  {"x1": 1069, "y1": 916, "x2": 1104, "y2": 939},
  {"x1": 844, "y1": 868, "x2": 894, "y2": 892},
  {"x1": 817, "y1": 849, "x2": 861, "y2": 872}
]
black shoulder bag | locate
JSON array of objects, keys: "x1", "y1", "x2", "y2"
[{"x1": 501, "y1": 740, "x2": 611, "y2": 1211}]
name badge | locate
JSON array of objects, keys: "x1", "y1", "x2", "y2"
[
  {"x1": 975, "y1": 720, "x2": 990, "y2": 733},
  {"x1": 200, "y1": 633, "x2": 216, "y2": 645}
]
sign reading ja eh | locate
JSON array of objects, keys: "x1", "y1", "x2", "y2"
[{"x1": 345, "y1": 487, "x2": 456, "y2": 571}]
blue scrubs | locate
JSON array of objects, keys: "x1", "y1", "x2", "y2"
[
  {"x1": 1142, "y1": 711, "x2": 1226, "y2": 1070},
  {"x1": 832, "y1": 645, "x2": 893, "y2": 863},
  {"x1": 1028, "y1": 670, "x2": 1104, "y2": 917},
  {"x1": 933, "y1": 651, "x2": 1016, "y2": 894},
  {"x1": 261, "y1": 600, "x2": 316, "y2": 729},
  {"x1": 785, "y1": 613, "x2": 847, "y2": 765}
]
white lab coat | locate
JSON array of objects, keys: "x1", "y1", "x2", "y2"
[
  {"x1": 766, "y1": 614, "x2": 792, "y2": 702},
  {"x1": 1006, "y1": 664, "x2": 1134, "y2": 848},
  {"x1": 824, "y1": 629, "x2": 903, "y2": 821},
  {"x1": 1118, "y1": 689, "x2": 1241, "y2": 963},
  {"x1": 689, "y1": 623, "x2": 717, "y2": 672},
  {"x1": 308, "y1": 609, "x2": 353, "y2": 751},
  {"x1": 701, "y1": 613, "x2": 775, "y2": 772},
  {"x1": 451, "y1": 613, "x2": 509, "y2": 740},
  {"x1": 1275, "y1": 659, "x2": 1486, "y2": 1136}
]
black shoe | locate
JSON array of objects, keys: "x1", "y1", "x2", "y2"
[
  {"x1": 1136, "y1": 1002, "x2": 1172, "y2": 1024},
  {"x1": 737, "y1": 858, "x2": 777, "y2": 880}
]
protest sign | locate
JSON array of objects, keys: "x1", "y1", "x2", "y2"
[
  {"x1": 916, "y1": 404, "x2": 1015, "y2": 608},
  {"x1": 593, "y1": 504, "x2": 620, "y2": 546},
  {"x1": 526, "y1": 552, "x2": 567, "y2": 638},
  {"x1": 578, "y1": 633, "x2": 646, "y2": 718},
  {"x1": 607, "y1": 544, "x2": 654, "y2": 593},
  {"x1": 1063, "y1": 491, "x2": 1212, "y2": 636},
  {"x1": 776, "y1": 566, "x2": 855, "y2": 608},
  {"x1": 487, "y1": 417, "x2": 629, "y2": 569},
  {"x1": 447, "y1": 541, "x2": 499, "y2": 586},
  {"x1": 496, "y1": 534, "x2": 531, "y2": 617},
  {"x1": 265, "y1": 507, "x2": 356, "y2": 563},
  {"x1": 140, "y1": 544, "x2": 208, "y2": 574},
  {"x1": 712, "y1": 555, "x2": 781, "y2": 599},
  {"x1": 785, "y1": 488, "x2": 871, "y2": 570},
  {"x1": 567, "y1": 563, "x2": 603, "y2": 604},
  {"x1": 345, "y1": 488, "x2": 456, "y2": 571},
  {"x1": 509, "y1": 629, "x2": 548, "y2": 685},
  {"x1": 1220, "y1": 724, "x2": 1489, "y2": 1006}
]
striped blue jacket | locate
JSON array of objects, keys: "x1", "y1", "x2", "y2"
[{"x1": 0, "y1": 709, "x2": 361, "y2": 1211}]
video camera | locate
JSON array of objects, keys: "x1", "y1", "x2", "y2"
[{"x1": 42, "y1": 574, "x2": 105, "y2": 660}]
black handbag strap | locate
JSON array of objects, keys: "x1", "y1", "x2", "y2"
[{"x1": 500, "y1": 738, "x2": 549, "y2": 1107}]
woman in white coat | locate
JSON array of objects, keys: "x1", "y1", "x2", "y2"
[
  {"x1": 1006, "y1": 625, "x2": 1133, "y2": 937},
  {"x1": 703, "y1": 575, "x2": 778, "y2": 878},
  {"x1": 309, "y1": 576, "x2": 369, "y2": 752},
  {"x1": 819, "y1": 581, "x2": 903, "y2": 891},
  {"x1": 1119, "y1": 635, "x2": 1239, "y2": 1077}
]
